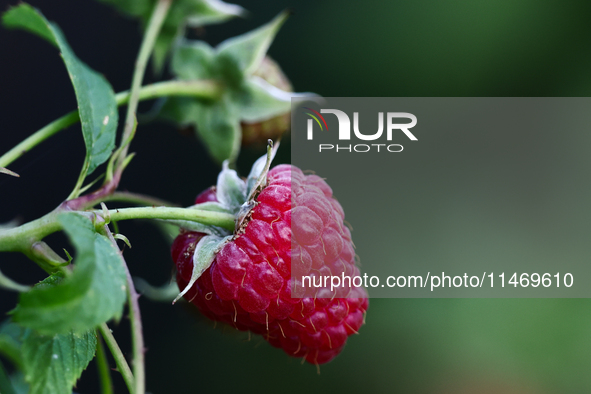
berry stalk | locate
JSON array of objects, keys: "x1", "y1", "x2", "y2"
[{"x1": 0, "y1": 207, "x2": 235, "y2": 260}]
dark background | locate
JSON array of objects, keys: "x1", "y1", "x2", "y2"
[{"x1": 2, "y1": 0, "x2": 591, "y2": 393}]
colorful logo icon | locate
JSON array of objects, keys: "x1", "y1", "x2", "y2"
[{"x1": 304, "y1": 107, "x2": 328, "y2": 131}]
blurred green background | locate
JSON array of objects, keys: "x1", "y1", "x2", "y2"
[{"x1": 1, "y1": 0, "x2": 591, "y2": 392}]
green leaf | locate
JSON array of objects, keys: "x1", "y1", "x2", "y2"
[
  {"x1": 95, "y1": 0, "x2": 245, "y2": 73},
  {"x1": 0, "y1": 320, "x2": 95, "y2": 394},
  {"x1": 21, "y1": 328, "x2": 96, "y2": 394},
  {"x1": 2, "y1": 5, "x2": 55, "y2": 45},
  {"x1": 216, "y1": 11, "x2": 289, "y2": 76},
  {"x1": 12, "y1": 213, "x2": 127, "y2": 335},
  {"x1": 192, "y1": 97, "x2": 242, "y2": 164},
  {"x1": 3, "y1": 4, "x2": 118, "y2": 176},
  {"x1": 174, "y1": 234, "x2": 232, "y2": 303}
]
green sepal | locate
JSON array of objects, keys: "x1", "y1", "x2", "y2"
[
  {"x1": 235, "y1": 77, "x2": 292, "y2": 122},
  {"x1": 158, "y1": 220, "x2": 229, "y2": 237},
  {"x1": 246, "y1": 140, "x2": 279, "y2": 198},
  {"x1": 216, "y1": 11, "x2": 289, "y2": 76},
  {"x1": 216, "y1": 161, "x2": 246, "y2": 212},
  {"x1": 160, "y1": 94, "x2": 241, "y2": 164},
  {"x1": 192, "y1": 97, "x2": 242, "y2": 164},
  {"x1": 162, "y1": 12, "x2": 293, "y2": 163},
  {"x1": 187, "y1": 201, "x2": 233, "y2": 213},
  {"x1": 159, "y1": 97, "x2": 202, "y2": 124},
  {"x1": 172, "y1": 40, "x2": 216, "y2": 80},
  {"x1": 173, "y1": 234, "x2": 232, "y2": 303}
]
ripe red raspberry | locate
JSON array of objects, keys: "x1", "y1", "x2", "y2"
[
  {"x1": 171, "y1": 164, "x2": 368, "y2": 365},
  {"x1": 194, "y1": 186, "x2": 217, "y2": 204}
]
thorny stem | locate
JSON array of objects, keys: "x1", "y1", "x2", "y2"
[
  {"x1": 128, "y1": 272, "x2": 145, "y2": 394},
  {"x1": 114, "y1": 0, "x2": 173, "y2": 180},
  {"x1": 103, "y1": 225, "x2": 146, "y2": 394},
  {"x1": 99, "y1": 323, "x2": 135, "y2": 394},
  {"x1": 0, "y1": 80, "x2": 221, "y2": 171}
]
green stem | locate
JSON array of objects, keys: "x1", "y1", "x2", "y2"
[
  {"x1": 0, "y1": 111, "x2": 79, "y2": 169},
  {"x1": 0, "y1": 206, "x2": 234, "y2": 256},
  {"x1": 67, "y1": 156, "x2": 91, "y2": 200},
  {"x1": 133, "y1": 278, "x2": 179, "y2": 302},
  {"x1": 101, "y1": 191, "x2": 179, "y2": 207},
  {"x1": 96, "y1": 335, "x2": 114, "y2": 394},
  {"x1": 104, "y1": 207, "x2": 235, "y2": 231},
  {"x1": 0, "y1": 209, "x2": 62, "y2": 253},
  {"x1": 99, "y1": 323, "x2": 134, "y2": 394},
  {"x1": 0, "y1": 80, "x2": 221, "y2": 170},
  {"x1": 0, "y1": 269, "x2": 30, "y2": 292},
  {"x1": 115, "y1": 0, "x2": 173, "y2": 178},
  {"x1": 102, "y1": 224, "x2": 145, "y2": 394},
  {"x1": 127, "y1": 280, "x2": 145, "y2": 394},
  {"x1": 131, "y1": 80, "x2": 220, "y2": 101}
]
